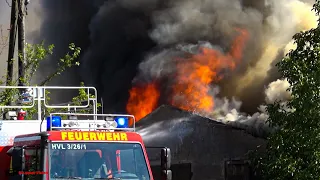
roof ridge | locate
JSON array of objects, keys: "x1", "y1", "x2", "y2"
[{"x1": 138, "y1": 104, "x2": 269, "y2": 139}]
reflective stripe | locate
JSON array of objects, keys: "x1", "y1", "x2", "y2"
[
  {"x1": 14, "y1": 136, "x2": 41, "y2": 142},
  {"x1": 10, "y1": 157, "x2": 12, "y2": 169}
]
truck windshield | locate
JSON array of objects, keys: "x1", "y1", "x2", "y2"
[{"x1": 49, "y1": 142, "x2": 150, "y2": 180}]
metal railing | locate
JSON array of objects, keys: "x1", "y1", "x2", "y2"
[{"x1": 0, "y1": 86, "x2": 98, "y2": 121}]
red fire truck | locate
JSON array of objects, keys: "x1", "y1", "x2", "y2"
[{"x1": 0, "y1": 86, "x2": 172, "y2": 180}]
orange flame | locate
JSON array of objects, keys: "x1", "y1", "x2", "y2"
[
  {"x1": 126, "y1": 28, "x2": 249, "y2": 121},
  {"x1": 171, "y1": 28, "x2": 249, "y2": 113},
  {"x1": 126, "y1": 82, "x2": 160, "y2": 121}
]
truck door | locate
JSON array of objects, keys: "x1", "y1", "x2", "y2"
[
  {"x1": 116, "y1": 147, "x2": 150, "y2": 179},
  {"x1": 9, "y1": 146, "x2": 42, "y2": 180}
]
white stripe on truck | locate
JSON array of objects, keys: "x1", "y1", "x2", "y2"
[{"x1": 14, "y1": 136, "x2": 41, "y2": 142}]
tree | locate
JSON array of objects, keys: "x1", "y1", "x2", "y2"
[
  {"x1": 253, "y1": 1, "x2": 320, "y2": 179},
  {"x1": 0, "y1": 41, "x2": 100, "y2": 119}
]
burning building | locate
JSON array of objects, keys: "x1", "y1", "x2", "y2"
[{"x1": 137, "y1": 105, "x2": 266, "y2": 180}]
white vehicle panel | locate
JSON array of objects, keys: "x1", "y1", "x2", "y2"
[{"x1": 0, "y1": 120, "x2": 46, "y2": 146}]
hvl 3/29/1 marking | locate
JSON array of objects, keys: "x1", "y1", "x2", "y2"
[{"x1": 51, "y1": 143, "x2": 87, "y2": 150}]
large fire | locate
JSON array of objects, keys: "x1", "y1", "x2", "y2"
[
  {"x1": 126, "y1": 82, "x2": 160, "y2": 121},
  {"x1": 126, "y1": 28, "x2": 249, "y2": 121},
  {"x1": 172, "y1": 28, "x2": 249, "y2": 113}
]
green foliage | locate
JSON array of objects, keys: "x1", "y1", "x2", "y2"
[
  {"x1": 22, "y1": 42, "x2": 55, "y2": 85},
  {"x1": 39, "y1": 43, "x2": 81, "y2": 86},
  {"x1": 0, "y1": 41, "x2": 100, "y2": 119},
  {"x1": 0, "y1": 42, "x2": 56, "y2": 107},
  {"x1": 70, "y1": 82, "x2": 102, "y2": 112},
  {"x1": 253, "y1": 2, "x2": 320, "y2": 179}
]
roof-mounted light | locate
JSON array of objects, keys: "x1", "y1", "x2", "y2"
[
  {"x1": 114, "y1": 117, "x2": 129, "y2": 128},
  {"x1": 105, "y1": 120, "x2": 118, "y2": 129},
  {"x1": 46, "y1": 116, "x2": 62, "y2": 131}
]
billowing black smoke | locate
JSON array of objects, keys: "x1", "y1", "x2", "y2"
[
  {"x1": 80, "y1": 0, "x2": 267, "y2": 113},
  {"x1": 80, "y1": 1, "x2": 157, "y2": 112},
  {"x1": 32, "y1": 0, "x2": 103, "y2": 86},
  {"x1": 34, "y1": 0, "x2": 156, "y2": 108},
  {"x1": 28, "y1": 0, "x2": 103, "y2": 102},
  {"x1": 36, "y1": 0, "x2": 315, "y2": 115}
]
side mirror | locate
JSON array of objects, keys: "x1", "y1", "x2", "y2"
[
  {"x1": 161, "y1": 148, "x2": 172, "y2": 180},
  {"x1": 7, "y1": 147, "x2": 23, "y2": 158},
  {"x1": 7, "y1": 147, "x2": 14, "y2": 156},
  {"x1": 161, "y1": 148, "x2": 171, "y2": 170}
]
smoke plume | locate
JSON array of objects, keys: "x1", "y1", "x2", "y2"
[{"x1": 110, "y1": 0, "x2": 317, "y2": 134}]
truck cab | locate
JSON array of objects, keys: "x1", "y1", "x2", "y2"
[{"x1": 0, "y1": 86, "x2": 172, "y2": 180}]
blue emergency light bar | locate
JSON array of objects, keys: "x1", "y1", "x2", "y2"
[
  {"x1": 46, "y1": 115, "x2": 130, "y2": 131},
  {"x1": 114, "y1": 117, "x2": 129, "y2": 128},
  {"x1": 46, "y1": 116, "x2": 62, "y2": 131}
]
